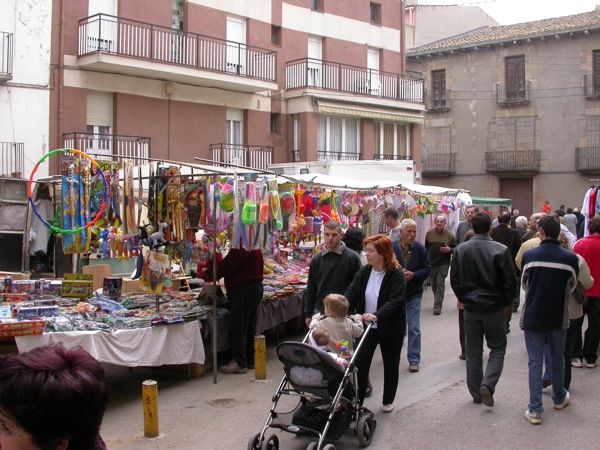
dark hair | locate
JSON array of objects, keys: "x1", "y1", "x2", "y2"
[
  {"x1": 463, "y1": 229, "x2": 475, "y2": 242},
  {"x1": 0, "y1": 344, "x2": 109, "y2": 450},
  {"x1": 497, "y1": 211, "x2": 511, "y2": 225},
  {"x1": 342, "y1": 227, "x2": 365, "y2": 253},
  {"x1": 567, "y1": 208, "x2": 573, "y2": 214},
  {"x1": 383, "y1": 206, "x2": 398, "y2": 220},
  {"x1": 363, "y1": 234, "x2": 400, "y2": 271},
  {"x1": 538, "y1": 214, "x2": 560, "y2": 239},
  {"x1": 324, "y1": 220, "x2": 342, "y2": 233},
  {"x1": 589, "y1": 216, "x2": 600, "y2": 235},
  {"x1": 472, "y1": 212, "x2": 491, "y2": 234}
]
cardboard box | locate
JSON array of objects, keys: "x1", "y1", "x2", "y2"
[
  {"x1": 61, "y1": 274, "x2": 93, "y2": 298},
  {"x1": 0, "y1": 272, "x2": 31, "y2": 281},
  {"x1": 0, "y1": 320, "x2": 45, "y2": 337},
  {"x1": 151, "y1": 360, "x2": 212, "y2": 379},
  {"x1": 102, "y1": 277, "x2": 122, "y2": 298}
]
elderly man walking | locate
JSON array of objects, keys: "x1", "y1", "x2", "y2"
[
  {"x1": 450, "y1": 213, "x2": 518, "y2": 407},
  {"x1": 521, "y1": 214, "x2": 579, "y2": 424},
  {"x1": 393, "y1": 219, "x2": 431, "y2": 373},
  {"x1": 425, "y1": 215, "x2": 456, "y2": 315}
]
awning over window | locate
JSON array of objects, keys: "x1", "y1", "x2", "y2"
[{"x1": 316, "y1": 100, "x2": 424, "y2": 124}]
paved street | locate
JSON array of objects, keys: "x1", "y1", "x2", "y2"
[{"x1": 101, "y1": 280, "x2": 600, "y2": 449}]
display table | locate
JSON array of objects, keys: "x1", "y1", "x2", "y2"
[
  {"x1": 255, "y1": 290, "x2": 305, "y2": 335},
  {"x1": 15, "y1": 321, "x2": 205, "y2": 367}
]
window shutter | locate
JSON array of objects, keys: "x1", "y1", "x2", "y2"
[{"x1": 87, "y1": 91, "x2": 113, "y2": 127}]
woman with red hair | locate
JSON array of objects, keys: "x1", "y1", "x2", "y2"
[{"x1": 345, "y1": 234, "x2": 406, "y2": 414}]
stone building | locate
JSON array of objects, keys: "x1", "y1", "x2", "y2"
[{"x1": 407, "y1": 8, "x2": 600, "y2": 216}]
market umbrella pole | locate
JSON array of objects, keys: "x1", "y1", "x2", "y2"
[{"x1": 212, "y1": 185, "x2": 218, "y2": 384}]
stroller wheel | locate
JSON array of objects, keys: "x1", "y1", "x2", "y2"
[
  {"x1": 306, "y1": 442, "x2": 318, "y2": 450},
  {"x1": 260, "y1": 433, "x2": 279, "y2": 450},
  {"x1": 247, "y1": 432, "x2": 262, "y2": 450},
  {"x1": 322, "y1": 444, "x2": 336, "y2": 450},
  {"x1": 357, "y1": 415, "x2": 375, "y2": 447}
]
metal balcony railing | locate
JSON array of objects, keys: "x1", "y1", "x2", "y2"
[
  {"x1": 78, "y1": 14, "x2": 277, "y2": 82},
  {"x1": 316, "y1": 151, "x2": 361, "y2": 161},
  {"x1": 485, "y1": 150, "x2": 540, "y2": 173},
  {"x1": 496, "y1": 81, "x2": 531, "y2": 105},
  {"x1": 0, "y1": 31, "x2": 14, "y2": 81},
  {"x1": 63, "y1": 132, "x2": 151, "y2": 163},
  {"x1": 286, "y1": 58, "x2": 424, "y2": 103},
  {"x1": 0, "y1": 142, "x2": 24, "y2": 177},
  {"x1": 425, "y1": 90, "x2": 451, "y2": 111},
  {"x1": 422, "y1": 153, "x2": 456, "y2": 176},
  {"x1": 211, "y1": 143, "x2": 274, "y2": 171},
  {"x1": 373, "y1": 153, "x2": 410, "y2": 161},
  {"x1": 576, "y1": 147, "x2": 600, "y2": 173},
  {"x1": 583, "y1": 74, "x2": 600, "y2": 98}
]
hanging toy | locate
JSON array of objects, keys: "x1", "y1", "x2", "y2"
[
  {"x1": 217, "y1": 177, "x2": 234, "y2": 213},
  {"x1": 336, "y1": 340, "x2": 350, "y2": 359},
  {"x1": 269, "y1": 181, "x2": 283, "y2": 231},
  {"x1": 241, "y1": 182, "x2": 257, "y2": 225},
  {"x1": 280, "y1": 191, "x2": 295, "y2": 231}
]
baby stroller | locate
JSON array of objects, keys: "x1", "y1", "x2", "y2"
[{"x1": 248, "y1": 323, "x2": 376, "y2": 450}]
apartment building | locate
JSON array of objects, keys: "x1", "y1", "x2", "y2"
[
  {"x1": 407, "y1": 9, "x2": 600, "y2": 216},
  {"x1": 3, "y1": 0, "x2": 424, "y2": 176}
]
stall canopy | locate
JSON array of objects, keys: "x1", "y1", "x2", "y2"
[
  {"x1": 280, "y1": 173, "x2": 469, "y2": 195},
  {"x1": 470, "y1": 196, "x2": 512, "y2": 207}
]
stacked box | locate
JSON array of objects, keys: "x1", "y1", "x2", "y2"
[
  {"x1": 0, "y1": 320, "x2": 45, "y2": 337},
  {"x1": 2, "y1": 293, "x2": 29, "y2": 303},
  {"x1": 10, "y1": 280, "x2": 36, "y2": 294},
  {"x1": 61, "y1": 274, "x2": 93, "y2": 298},
  {"x1": 17, "y1": 306, "x2": 59, "y2": 320}
]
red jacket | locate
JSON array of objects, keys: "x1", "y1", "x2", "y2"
[{"x1": 573, "y1": 234, "x2": 600, "y2": 297}]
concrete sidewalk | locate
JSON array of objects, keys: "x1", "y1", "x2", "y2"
[{"x1": 101, "y1": 280, "x2": 600, "y2": 449}]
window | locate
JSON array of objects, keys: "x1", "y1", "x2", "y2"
[
  {"x1": 505, "y1": 55, "x2": 526, "y2": 101},
  {"x1": 270, "y1": 113, "x2": 280, "y2": 134},
  {"x1": 311, "y1": 0, "x2": 322, "y2": 12},
  {"x1": 317, "y1": 116, "x2": 360, "y2": 159},
  {"x1": 271, "y1": 26, "x2": 281, "y2": 46},
  {"x1": 586, "y1": 116, "x2": 600, "y2": 147},
  {"x1": 226, "y1": 108, "x2": 243, "y2": 145},
  {"x1": 375, "y1": 122, "x2": 409, "y2": 159},
  {"x1": 293, "y1": 116, "x2": 301, "y2": 161},
  {"x1": 423, "y1": 126, "x2": 450, "y2": 155},
  {"x1": 431, "y1": 70, "x2": 447, "y2": 109},
  {"x1": 593, "y1": 50, "x2": 600, "y2": 95},
  {"x1": 370, "y1": 3, "x2": 381, "y2": 25},
  {"x1": 495, "y1": 116, "x2": 535, "y2": 151},
  {"x1": 86, "y1": 91, "x2": 113, "y2": 158}
]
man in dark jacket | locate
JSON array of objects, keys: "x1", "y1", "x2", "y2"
[
  {"x1": 450, "y1": 213, "x2": 518, "y2": 407},
  {"x1": 491, "y1": 211, "x2": 522, "y2": 328},
  {"x1": 521, "y1": 214, "x2": 578, "y2": 424},
  {"x1": 393, "y1": 219, "x2": 431, "y2": 373}
]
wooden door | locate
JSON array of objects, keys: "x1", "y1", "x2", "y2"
[
  {"x1": 505, "y1": 56, "x2": 525, "y2": 101},
  {"x1": 500, "y1": 178, "x2": 532, "y2": 217}
]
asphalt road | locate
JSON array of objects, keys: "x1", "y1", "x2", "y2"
[{"x1": 100, "y1": 281, "x2": 600, "y2": 449}]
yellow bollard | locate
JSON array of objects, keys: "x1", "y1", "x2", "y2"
[
  {"x1": 254, "y1": 334, "x2": 266, "y2": 380},
  {"x1": 142, "y1": 380, "x2": 159, "y2": 438}
]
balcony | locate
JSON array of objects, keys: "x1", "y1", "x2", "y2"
[
  {"x1": 78, "y1": 14, "x2": 277, "y2": 93},
  {"x1": 0, "y1": 31, "x2": 13, "y2": 82},
  {"x1": 425, "y1": 90, "x2": 450, "y2": 112},
  {"x1": 63, "y1": 132, "x2": 151, "y2": 164},
  {"x1": 316, "y1": 151, "x2": 361, "y2": 161},
  {"x1": 285, "y1": 58, "x2": 424, "y2": 103},
  {"x1": 485, "y1": 150, "x2": 540, "y2": 174},
  {"x1": 422, "y1": 153, "x2": 456, "y2": 177},
  {"x1": 496, "y1": 81, "x2": 531, "y2": 106},
  {"x1": 583, "y1": 74, "x2": 600, "y2": 99},
  {"x1": 0, "y1": 142, "x2": 24, "y2": 177},
  {"x1": 373, "y1": 153, "x2": 411, "y2": 161},
  {"x1": 211, "y1": 144, "x2": 274, "y2": 171},
  {"x1": 576, "y1": 147, "x2": 600, "y2": 173}
]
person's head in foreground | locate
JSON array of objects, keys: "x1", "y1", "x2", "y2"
[{"x1": 0, "y1": 343, "x2": 109, "y2": 450}]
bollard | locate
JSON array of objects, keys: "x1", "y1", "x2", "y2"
[
  {"x1": 254, "y1": 334, "x2": 266, "y2": 380},
  {"x1": 142, "y1": 380, "x2": 159, "y2": 438}
]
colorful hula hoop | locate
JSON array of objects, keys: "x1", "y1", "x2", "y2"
[{"x1": 28, "y1": 148, "x2": 109, "y2": 234}]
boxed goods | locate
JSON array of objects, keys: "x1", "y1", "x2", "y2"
[{"x1": 61, "y1": 274, "x2": 93, "y2": 298}]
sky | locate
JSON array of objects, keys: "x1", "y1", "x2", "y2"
[{"x1": 419, "y1": 0, "x2": 600, "y2": 25}]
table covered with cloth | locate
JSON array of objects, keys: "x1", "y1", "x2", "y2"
[{"x1": 15, "y1": 321, "x2": 205, "y2": 367}]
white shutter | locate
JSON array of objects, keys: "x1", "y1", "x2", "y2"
[{"x1": 87, "y1": 91, "x2": 113, "y2": 127}]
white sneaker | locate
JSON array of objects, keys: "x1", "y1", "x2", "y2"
[
  {"x1": 382, "y1": 404, "x2": 394, "y2": 413},
  {"x1": 571, "y1": 358, "x2": 583, "y2": 368},
  {"x1": 585, "y1": 360, "x2": 598, "y2": 368},
  {"x1": 554, "y1": 391, "x2": 570, "y2": 410},
  {"x1": 524, "y1": 410, "x2": 542, "y2": 425}
]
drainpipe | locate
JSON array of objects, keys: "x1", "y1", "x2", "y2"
[{"x1": 57, "y1": 0, "x2": 66, "y2": 165}]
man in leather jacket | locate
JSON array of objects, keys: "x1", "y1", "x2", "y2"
[{"x1": 450, "y1": 212, "x2": 518, "y2": 407}]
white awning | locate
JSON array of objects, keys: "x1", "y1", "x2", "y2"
[{"x1": 317, "y1": 100, "x2": 424, "y2": 124}]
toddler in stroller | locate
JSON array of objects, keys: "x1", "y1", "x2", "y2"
[{"x1": 248, "y1": 295, "x2": 376, "y2": 450}]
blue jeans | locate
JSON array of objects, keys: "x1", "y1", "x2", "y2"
[
  {"x1": 405, "y1": 295, "x2": 422, "y2": 364},
  {"x1": 524, "y1": 329, "x2": 568, "y2": 413}
]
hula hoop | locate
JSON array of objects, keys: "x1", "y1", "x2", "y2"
[{"x1": 28, "y1": 148, "x2": 109, "y2": 234}]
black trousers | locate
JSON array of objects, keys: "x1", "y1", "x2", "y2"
[
  {"x1": 227, "y1": 281, "x2": 263, "y2": 368},
  {"x1": 354, "y1": 327, "x2": 403, "y2": 406},
  {"x1": 571, "y1": 296, "x2": 600, "y2": 364}
]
